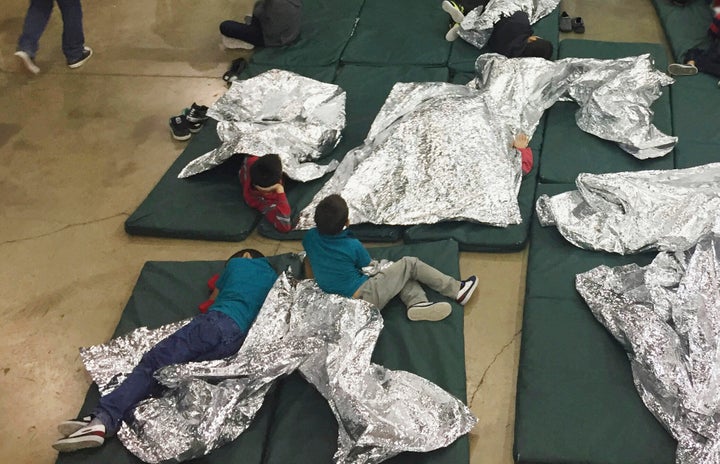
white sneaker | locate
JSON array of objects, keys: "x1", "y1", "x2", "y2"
[
  {"x1": 668, "y1": 63, "x2": 698, "y2": 76},
  {"x1": 52, "y1": 423, "x2": 105, "y2": 452},
  {"x1": 441, "y1": 0, "x2": 466, "y2": 23},
  {"x1": 445, "y1": 23, "x2": 461, "y2": 42},
  {"x1": 407, "y1": 302, "x2": 452, "y2": 321},
  {"x1": 456, "y1": 275, "x2": 479, "y2": 305},
  {"x1": 14, "y1": 51, "x2": 40, "y2": 74},
  {"x1": 57, "y1": 416, "x2": 92, "y2": 437},
  {"x1": 221, "y1": 35, "x2": 255, "y2": 50}
]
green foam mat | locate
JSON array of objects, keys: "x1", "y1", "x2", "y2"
[
  {"x1": 125, "y1": 121, "x2": 260, "y2": 241},
  {"x1": 448, "y1": 8, "x2": 560, "y2": 73},
  {"x1": 262, "y1": 239, "x2": 470, "y2": 464},
  {"x1": 341, "y1": 0, "x2": 452, "y2": 65},
  {"x1": 539, "y1": 40, "x2": 674, "y2": 184},
  {"x1": 650, "y1": 0, "x2": 714, "y2": 61},
  {"x1": 249, "y1": 0, "x2": 365, "y2": 67},
  {"x1": 671, "y1": 72, "x2": 720, "y2": 169},
  {"x1": 514, "y1": 182, "x2": 676, "y2": 464},
  {"x1": 257, "y1": 65, "x2": 450, "y2": 242},
  {"x1": 55, "y1": 253, "x2": 302, "y2": 464}
]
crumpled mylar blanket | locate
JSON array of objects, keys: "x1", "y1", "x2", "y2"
[
  {"x1": 536, "y1": 162, "x2": 720, "y2": 254},
  {"x1": 458, "y1": 0, "x2": 560, "y2": 50},
  {"x1": 576, "y1": 234, "x2": 720, "y2": 464},
  {"x1": 177, "y1": 69, "x2": 346, "y2": 182},
  {"x1": 79, "y1": 273, "x2": 477, "y2": 463},
  {"x1": 294, "y1": 53, "x2": 674, "y2": 229}
]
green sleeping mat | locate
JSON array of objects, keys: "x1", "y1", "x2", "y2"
[
  {"x1": 671, "y1": 73, "x2": 720, "y2": 169},
  {"x1": 514, "y1": 182, "x2": 677, "y2": 464},
  {"x1": 650, "y1": 0, "x2": 714, "y2": 61},
  {"x1": 257, "y1": 64, "x2": 450, "y2": 242},
  {"x1": 340, "y1": 0, "x2": 452, "y2": 65},
  {"x1": 448, "y1": 8, "x2": 560, "y2": 73},
  {"x1": 249, "y1": 0, "x2": 366, "y2": 67},
  {"x1": 56, "y1": 241, "x2": 470, "y2": 464},
  {"x1": 261, "y1": 239, "x2": 470, "y2": 464},
  {"x1": 55, "y1": 253, "x2": 302, "y2": 464},
  {"x1": 539, "y1": 40, "x2": 675, "y2": 184}
]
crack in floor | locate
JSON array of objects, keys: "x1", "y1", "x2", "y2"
[
  {"x1": 469, "y1": 329, "x2": 521, "y2": 406},
  {"x1": 0, "y1": 212, "x2": 129, "y2": 246}
]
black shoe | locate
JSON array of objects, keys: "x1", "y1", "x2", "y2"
[
  {"x1": 185, "y1": 103, "x2": 208, "y2": 123},
  {"x1": 67, "y1": 46, "x2": 93, "y2": 69},
  {"x1": 169, "y1": 115, "x2": 191, "y2": 141},
  {"x1": 223, "y1": 57, "x2": 247, "y2": 86}
]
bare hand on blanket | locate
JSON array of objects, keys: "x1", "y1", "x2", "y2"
[
  {"x1": 255, "y1": 183, "x2": 285, "y2": 194},
  {"x1": 512, "y1": 133, "x2": 529, "y2": 150}
]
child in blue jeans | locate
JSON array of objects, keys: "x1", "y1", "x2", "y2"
[
  {"x1": 302, "y1": 195, "x2": 479, "y2": 322},
  {"x1": 52, "y1": 248, "x2": 277, "y2": 453}
]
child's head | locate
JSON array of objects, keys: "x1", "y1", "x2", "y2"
[
  {"x1": 522, "y1": 37, "x2": 553, "y2": 60},
  {"x1": 227, "y1": 248, "x2": 265, "y2": 264},
  {"x1": 314, "y1": 194, "x2": 348, "y2": 235},
  {"x1": 250, "y1": 154, "x2": 283, "y2": 188}
]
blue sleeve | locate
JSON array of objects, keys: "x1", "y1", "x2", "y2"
[{"x1": 355, "y1": 240, "x2": 372, "y2": 268}]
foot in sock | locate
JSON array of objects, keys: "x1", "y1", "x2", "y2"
[
  {"x1": 53, "y1": 420, "x2": 105, "y2": 452},
  {"x1": 456, "y1": 275, "x2": 478, "y2": 305},
  {"x1": 407, "y1": 301, "x2": 452, "y2": 321}
]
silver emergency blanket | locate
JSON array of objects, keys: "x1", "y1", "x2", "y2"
[
  {"x1": 80, "y1": 273, "x2": 476, "y2": 463},
  {"x1": 294, "y1": 53, "x2": 674, "y2": 229},
  {"x1": 576, "y1": 234, "x2": 720, "y2": 464},
  {"x1": 178, "y1": 69, "x2": 345, "y2": 182},
  {"x1": 536, "y1": 163, "x2": 720, "y2": 254},
  {"x1": 457, "y1": 0, "x2": 560, "y2": 50}
]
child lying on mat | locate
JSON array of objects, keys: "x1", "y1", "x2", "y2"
[
  {"x1": 219, "y1": 0, "x2": 302, "y2": 50},
  {"x1": 302, "y1": 195, "x2": 479, "y2": 322},
  {"x1": 239, "y1": 153, "x2": 292, "y2": 233},
  {"x1": 668, "y1": 1, "x2": 720, "y2": 78},
  {"x1": 52, "y1": 249, "x2": 278, "y2": 453}
]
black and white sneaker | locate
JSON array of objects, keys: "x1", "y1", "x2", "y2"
[
  {"x1": 668, "y1": 63, "x2": 698, "y2": 76},
  {"x1": 169, "y1": 115, "x2": 191, "y2": 141},
  {"x1": 57, "y1": 416, "x2": 92, "y2": 437},
  {"x1": 407, "y1": 301, "x2": 452, "y2": 322},
  {"x1": 67, "y1": 46, "x2": 93, "y2": 69},
  {"x1": 184, "y1": 103, "x2": 209, "y2": 124},
  {"x1": 456, "y1": 275, "x2": 479, "y2": 305},
  {"x1": 52, "y1": 423, "x2": 105, "y2": 452}
]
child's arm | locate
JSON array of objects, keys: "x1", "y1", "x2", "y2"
[
  {"x1": 512, "y1": 133, "x2": 533, "y2": 175},
  {"x1": 258, "y1": 186, "x2": 292, "y2": 232},
  {"x1": 304, "y1": 257, "x2": 315, "y2": 279}
]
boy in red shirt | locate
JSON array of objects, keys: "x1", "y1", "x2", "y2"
[{"x1": 239, "y1": 154, "x2": 292, "y2": 233}]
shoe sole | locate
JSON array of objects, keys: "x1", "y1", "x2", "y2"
[
  {"x1": 445, "y1": 24, "x2": 460, "y2": 42},
  {"x1": 441, "y1": 1, "x2": 465, "y2": 23},
  {"x1": 14, "y1": 51, "x2": 40, "y2": 74},
  {"x1": 58, "y1": 420, "x2": 90, "y2": 437},
  {"x1": 668, "y1": 64, "x2": 698, "y2": 76},
  {"x1": 407, "y1": 302, "x2": 452, "y2": 322},
  {"x1": 171, "y1": 131, "x2": 192, "y2": 141},
  {"x1": 52, "y1": 435, "x2": 104, "y2": 452},
  {"x1": 457, "y1": 278, "x2": 479, "y2": 305},
  {"x1": 68, "y1": 47, "x2": 93, "y2": 69},
  {"x1": 188, "y1": 125, "x2": 203, "y2": 134},
  {"x1": 221, "y1": 35, "x2": 255, "y2": 50}
]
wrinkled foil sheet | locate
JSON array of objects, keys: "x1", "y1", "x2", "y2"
[
  {"x1": 576, "y1": 234, "x2": 720, "y2": 464},
  {"x1": 458, "y1": 0, "x2": 560, "y2": 50},
  {"x1": 295, "y1": 54, "x2": 674, "y2": 229},
  {"x1": 178, "y1": 69, "x2": 345, "y2": 182},
  {"x1": 537, "y1": 162, "x2": 720, "y2": 254},
  {"x1": 80, "y1": 273, "x2": 476, "y2": 463}
]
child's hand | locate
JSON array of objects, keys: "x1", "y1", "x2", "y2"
[
  {"x1": 512, "y1": 133, "x2": 529, "y2": 150},
  {"x1": 255, "y1": 183, "x2": 285, "y2": 194}
]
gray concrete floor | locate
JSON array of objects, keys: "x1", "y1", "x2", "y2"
[{"x1": 0, "y1": 0, "x2": 668, "y2": 463}]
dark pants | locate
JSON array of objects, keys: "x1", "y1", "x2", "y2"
[
  {"x1": 93, "y1": 311, "x2": 245, "y2": 436},
  {"x1": 220, "y1": 16, "x2": 266, "y2": 47},
  {"x1": 17, "y1": 0, "x2": 85, "y2": 61},
  {"x1": 686, "y1": 39, "x2": 720, "y2": 78}
]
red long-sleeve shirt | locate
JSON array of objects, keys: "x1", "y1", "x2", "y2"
[{"x1": 239, "y1": 155, "x2": 292, "y2": 232}]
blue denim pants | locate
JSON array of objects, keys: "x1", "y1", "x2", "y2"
[
  {"x1": 17, "y1": 0, "x2": 85, "y2": 62},
  {"x1": 93, "y1": 310, "x2": 245, "y2": 436}
]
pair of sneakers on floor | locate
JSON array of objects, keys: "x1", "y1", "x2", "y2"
[
  {"x1": 15, "y1": 46, "x2": 92, "y2": 75},
  {"x1": 169, "y1": 103, "x2": 209, "y2": 141},
  {"x1": 407, "y1": 275, "x2": 479, "y2": 322}
]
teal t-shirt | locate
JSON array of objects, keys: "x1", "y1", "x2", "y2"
[
  {"x1": 210, "y1": 258, "x2": 277, "y2": 333},
  {"x1": 302, "y1": 228, "x2": 371, "y2": 297}
]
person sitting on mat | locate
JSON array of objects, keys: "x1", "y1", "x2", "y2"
[
  {"x1": 239, "y1": 153, "x2": 292, "y2": 233},
  {"x1": 52, "y1": 248, "x2": 278, "y2": 453},
  {"x1": 668, "y1": 2, "x2": 720, "y2": 78},
  {"x1": 302, "y1": 195, "x2": 480, "y2": 322},
  {"x1": 219, "y1": 0, "x2": 302, "y2": 50}
]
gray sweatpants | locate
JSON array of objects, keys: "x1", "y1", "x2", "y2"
[{"x1": 356, "y1": 256, "x2": 461, "y2": 309}]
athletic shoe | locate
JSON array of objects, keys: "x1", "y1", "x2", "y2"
[
  {"x1": 14, "y1": 50, "x2": 40, "y2": 74},
  {"x1": 456, "y1": 275, "x2": 479, "y2": 305},
  {"x1": 184, "y1": 103, "x2": 209, "y2": 123},
  {"x1": 169, "y1": 115, "x2": 192, "y2": 141},
  {"x1": 668, "y1": 63, "x2": 698, "y2": 76},
  {"x1": 445, "y1": 23, "x2": 461, "y2": 42},
  {"x1": 57, "y1": 416, "x2": 92, "y2": 437},
  {"x1": 221, "y1": 35, "x2": 255, "y2": 50},
  {"x1": 67, "y1": 47, "x2": 93, "y2": 69},
  {"x1": 441, "y1": 1, "x2": 466, "y2": 23},
  {"x1": 407, "y1": 302, "x2": 452, "y2": 322},
  {"x1": 52, "y1": 423, "x2": 105, "y2": 452}
]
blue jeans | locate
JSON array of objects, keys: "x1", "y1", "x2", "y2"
[
  {"x1": 17, "y1": 0, "x2": 85, "y2": 61},
  {"x1": 93, "y1": 311, "x2": 245, "y2": 436}
]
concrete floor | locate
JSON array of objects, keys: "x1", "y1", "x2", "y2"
[{"x1": 0, "y1": 0, "x2": 668, "y2": 463}]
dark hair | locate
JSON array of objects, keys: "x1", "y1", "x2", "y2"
[
  {"x1": 521, "y1": 38, "x2": 553, "y2": 60},
  {"x1": 227, "y1": 248, "x2": 265, "y2": 264},
  {"x1": 314, "y1": 194, "x2": 348, "y2": 235},
  {"x1": 250, "y1": 154, "x2": 283, "y2": 188}
]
